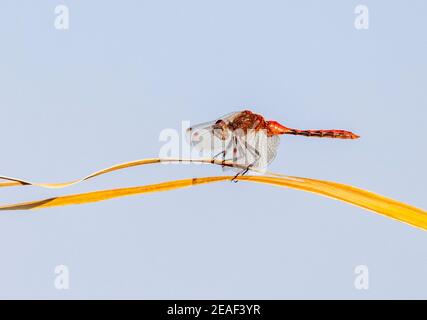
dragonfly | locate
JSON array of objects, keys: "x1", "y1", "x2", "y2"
[{"x1": 187, "y1": 110, "x2": 359, "y2": 180}]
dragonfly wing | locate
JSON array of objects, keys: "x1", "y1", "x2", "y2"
[
  {"x1": 266, "y1": 135, "x2": 280, "y2": 165},
  {"x1": 186, "y1": 111, "x2": 242, "y2": 155},
  {"x1": 221, "y1": 135, "x2": 246, "y2": 172},
  {"x1": 221, "y1": 133, "x2": 280, "y2": 171},
  {"x1": 215, "y1": 111, "x2": 242, "y2": 124}
]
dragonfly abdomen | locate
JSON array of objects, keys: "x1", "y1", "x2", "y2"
[{"x1": 286, "y1": 128, "x2": 359, "y2": 139}]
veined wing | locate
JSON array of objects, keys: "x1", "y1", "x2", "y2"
[
  {"x1": 214, "y1": 111, "x2": 243, "y2": 125},
  {"x1": 186, "y1": 111, "x2": 241, "y2": 153},
  {"x1": 222, "y1": 131, "x2": 280, "y2": 171},
  {"x1": 266, "y1": 134, "x2": 280, "y2": 165}
]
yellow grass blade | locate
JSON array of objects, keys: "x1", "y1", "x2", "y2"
[
  {"x1": 0, "y1": 174, "x2": 426, "y2": 231},
  {"x1": 0, "y1": 158, "x2": 248, "y2": 188}
]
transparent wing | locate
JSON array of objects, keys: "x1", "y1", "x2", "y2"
[
  {"x1": 222, "y1": 131, "x2": 280, "y2": 172},
  {"x1": 186, "y1": 111, "x2": 241, "y2": 154},
  {"x1": 214, "y1": 111, "x2": 242, "y2": 124},
  {"x1": 186, "y1": 119, "x2": 217, "y2": 145},
  {"x1": 266, "y1": 135, "x2": 280, "y2": 165}
]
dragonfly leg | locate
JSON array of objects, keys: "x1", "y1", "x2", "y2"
[
  {"x1": 231, "y1": 140, "x2": 260, "y2": 182},
  {"x1": 218, "y1": 138, "x2": 235, "y2": 168},
  {"x1": 231, "y1": 147, "x2": 260, "y2": 182},
  {"x1": 231, "y1": 166, "x2": 250, "y2": 183},
  {"x1": 212, "y1": 150, "x2": 227, "y2": 168},
  {"x1": 241, "y1": 167, "x2": 250, "y2": 176},
  {"x1": 231, "y1": 172, "x2": 241, "y2": 183},
  {"x1": 231, "y1": 161, "x2": 255, "y2": 182},
  {"x1": 230, "y1": 135, "x2": 261, "y2": 182},
  {"x1": 213, "y1": 150, "x2": 225, "y2": 159}
]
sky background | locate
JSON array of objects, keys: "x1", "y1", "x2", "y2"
[{"x1": 0, "y1": 0, "x2": 426, "y2": 299}]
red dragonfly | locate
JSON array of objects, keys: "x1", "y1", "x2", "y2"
[{"x1": 187, "y1": 110, "x2": 359, "y2": 179}]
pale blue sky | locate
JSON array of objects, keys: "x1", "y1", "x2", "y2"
[{"x1": 0, "y1": 0, "x2": 426, "y2": 298}]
